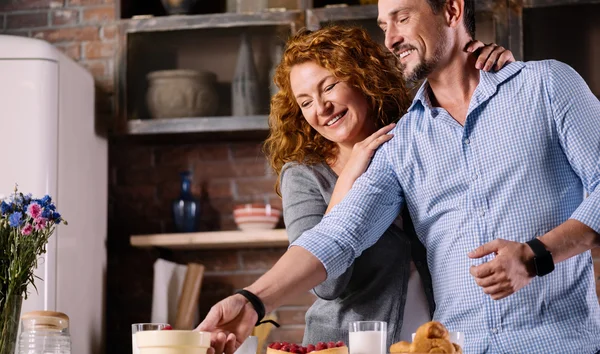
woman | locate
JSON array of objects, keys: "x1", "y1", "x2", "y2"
[{"x1": 262, "y1": 25, "x2": 514, "y2": 347}]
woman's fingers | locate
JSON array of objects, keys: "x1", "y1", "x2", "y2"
[
  {"x1": 211, "y1": 332, "x2": 227, "y2": 354},
  {"x1": 465, "y1": 39, "x2": 485, "y2": 53},
  {"x1": 362, "y1": 123, "x2": 395, "y2": 145},
  {"x1": 367, "y1": 133, "x2": 394, "y2": 150},
  {"x1": 493, "y1": 50, "x2": 515, "y2": 71},
  {"x1": 482, "y1": 46, "x2": 504, "y2": 71},
  {"x1": 224, "y1": 333, "x2": 237, "y2": 354},
  {"x1": 475, "y1": 44, "x2": 497, "y2": 70}
]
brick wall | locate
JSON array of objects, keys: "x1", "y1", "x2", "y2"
[
  {"x1": 107, "y1": 138, "x2": 313, "y2": 353},
  {"x1": 0, "y1": 0, "x2": 117, "y2": 114}
]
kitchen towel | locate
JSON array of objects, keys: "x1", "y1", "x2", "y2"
[{"x1": 151, "y1": 258, "x2": 188, "y2": 325}]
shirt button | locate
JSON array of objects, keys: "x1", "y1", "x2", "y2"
[
  {"x1": 472, "y1": 173, "x2": 478, "y2": 181},
  {"x1": 480, "y1": 210, "x2": 486, "y2": 217},
  {"x1": 464, "y1": 138, "x2": 470, "y2": 145},
  {"x1": 491, "y1": 328, "x2": 498, "y2": 334}
]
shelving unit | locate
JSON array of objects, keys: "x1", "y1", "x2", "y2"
[
  {"x1": 114, "y1": 10, "x2": 305, "y2": 135},
  {"x1": 120, "y1": 10, "x2": 306, "y2": 33},
  {"x1": 126, "y1": 115, "x2": 269, "y2": 135},
  {"x1": 130, "y1": 229, "x2": 289, "y2": 250}
]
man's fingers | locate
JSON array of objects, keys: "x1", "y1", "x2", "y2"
[
  {"x1": 475, "y1": 273, "x2": 499, "y2": 287},
  {"x1": 490, "y1": 289, "x2": 512, "y2": 300},
  {"x1": 469, "y1": 239, "x2": 500, "y2": 259},
  {"x1": 482, "y1": 282, "x2": 505, "y2": 295},
  {"x1": 470, "y1": 263, "x2": 495, "y2": 278}
]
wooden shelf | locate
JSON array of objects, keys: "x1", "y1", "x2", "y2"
[
  {"x1": 130, "y1": 229, "x2": 289, "y2": 250},
  {"x1": 523, "y1": 0, "x2": 600, "y2": 8},
  {"x1": 120, "y1": 9, "x2": 305, "y2": 33},
  {"x1": 125, "y1": 115, "x2": 269, "y2": 135}
]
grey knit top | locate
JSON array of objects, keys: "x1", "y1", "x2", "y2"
[{"x1": 280, "y1": 162, "x2": 434, "y2": 348}]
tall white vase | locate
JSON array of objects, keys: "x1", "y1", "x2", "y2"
[
  {"x1": 232, "y1": 33, "x2": 261, "y2": 116},
  {"x1": 269, "y1": 41, "x2": 284, "y2": 98}
]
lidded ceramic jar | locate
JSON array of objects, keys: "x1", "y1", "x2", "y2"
[
  {"x1": 146, "y1": 69, "x2": 219, "y2": 119},
  {"x1": 136, "y1": 330, "x2": 211, "y2": 354}
]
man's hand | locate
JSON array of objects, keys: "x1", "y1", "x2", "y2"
[
  {"x1": 468, "y1": 239, "x2": 536, "y2": 300},
  {"x1": 195, "y1": 294, "x2": 258, "y2": 354}
]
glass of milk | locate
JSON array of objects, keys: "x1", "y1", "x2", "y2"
[
  {"x1": 349, "y1": 321, "x2": 387, "y2": 354},
  {"x1": 132, "y1": 323, "x2": 170, "y2": 354}
]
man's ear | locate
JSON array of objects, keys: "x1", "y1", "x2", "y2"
[{"x1": 444, "y1": 0, "x2": 464, "y2": 29}]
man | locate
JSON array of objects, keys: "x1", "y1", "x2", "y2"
[{"x1": 198, "y1": 0, "x2": 600, "y2": 353}]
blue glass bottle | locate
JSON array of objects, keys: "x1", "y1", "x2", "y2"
[{"x1": 172, "y1": 171, "x2": 200, "y2": 233}]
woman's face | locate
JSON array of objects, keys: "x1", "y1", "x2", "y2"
[{"x1": 289, "y1": 61, "x2": 372, "y2": 146}]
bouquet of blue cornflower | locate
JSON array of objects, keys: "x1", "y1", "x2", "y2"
[{"x1": 0, "y1": 185, "x2": 66, "y2": 354}]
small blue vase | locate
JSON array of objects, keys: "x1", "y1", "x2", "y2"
[{"x1": 172, "y1": 171, "x2": 200, "y2": 233}]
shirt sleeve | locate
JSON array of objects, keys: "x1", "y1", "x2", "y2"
[
  {"x1": 548, "y1": 60, "x2": 600, "y2": 233},
  {"x1": 291, "y1": 144, "x2": 405, "y2": 279}
]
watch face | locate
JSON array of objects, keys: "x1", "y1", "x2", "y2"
[{"x1": 534, "y1": 254, "x2": 555, "y2": 276}]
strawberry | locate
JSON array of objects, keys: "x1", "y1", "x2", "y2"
[
  {"x1": 335, "y1": 341, "x2": 345, "y2": 347},
  {"x1": 162, "y1": 325, "x2": 173, "y2": 330}
]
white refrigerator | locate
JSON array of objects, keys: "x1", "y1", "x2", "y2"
[{"x1": 0, "y1": 35, "x2": 107, "y2": 353}]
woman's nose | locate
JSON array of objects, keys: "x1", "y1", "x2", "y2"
[{"x1": 316, "y1": 99, "x2": 332, "y2": 116}]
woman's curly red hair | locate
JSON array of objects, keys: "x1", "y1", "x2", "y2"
[{"x1": 263, "y1": 25, "x2": 411, "y2": 193}]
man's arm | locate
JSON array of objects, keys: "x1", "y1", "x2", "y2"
[{"x1": 469, "y1": 60, "x2": 600, "y2": 300}]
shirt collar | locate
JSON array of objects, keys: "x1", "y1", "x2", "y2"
[{"x1": 407, "y1": 62, "x2": 526, "y2": 113}]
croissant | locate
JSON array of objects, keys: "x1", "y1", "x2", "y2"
[
  {"x1": 410, "y1": 338, "x2": 455, "y2": 353},
  {"x1": 389, "y1": 321, "x2": 461, "y2": 354},
  {"x1": 389, "y1": 341, "x2": 412, "y2": 353}
]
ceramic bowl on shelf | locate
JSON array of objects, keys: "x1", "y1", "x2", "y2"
[{"x1": 233, "y1": 203, "x2": 281, "y2": 231}]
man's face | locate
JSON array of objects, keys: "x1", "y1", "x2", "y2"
[{"x1": 377, "y1": 0, "x2": 449, "y2": 82}]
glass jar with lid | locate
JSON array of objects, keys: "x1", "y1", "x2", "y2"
[{"x1": 18, "y1": 311, "x2": 71, "y2": 354}]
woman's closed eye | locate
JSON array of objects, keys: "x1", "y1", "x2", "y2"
[
  {"x1": 300, "y1": 100, "x2": 312, "y2": 108},
  {"x1": 324, "y1": 82, "x2": 338, "y2": 92}
]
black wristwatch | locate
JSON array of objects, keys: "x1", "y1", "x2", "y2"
[{"x1": 525, "y1": 238, "x2": 554, "y2": 276}]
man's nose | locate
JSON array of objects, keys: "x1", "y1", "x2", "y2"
[{"x1": 384, "y1": 25, "x2": 404, "y2": 53}]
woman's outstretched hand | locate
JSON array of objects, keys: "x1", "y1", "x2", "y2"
[{"x1": 195, "y1": 294, "x2": 258, "y2": 354}]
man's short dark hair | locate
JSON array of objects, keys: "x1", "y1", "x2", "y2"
[{"x1": 427, "y1": 0, "x2": 475, "y2": 38}]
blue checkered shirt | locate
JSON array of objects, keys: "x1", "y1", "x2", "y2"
[{"x1": 292, "y1": 60, "x2": 600, "y2": 353}]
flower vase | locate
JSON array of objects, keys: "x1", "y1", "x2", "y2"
[
  {"x1": 172, "y1": 171, "x2": 201, "y2": 233},
  {"x1": 0, "y1": 294, "x2": 23, "y2": 354},
  {"x1": 232, "y1": 33, "x2": 261, "y2": 116}
]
